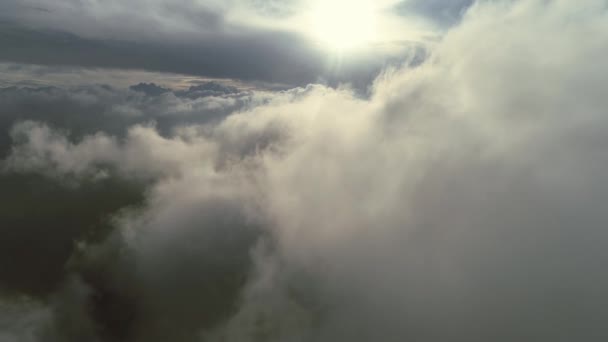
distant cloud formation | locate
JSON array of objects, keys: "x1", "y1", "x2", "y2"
[{"x1": 2, "y1": 1, "x2": 608, "y2": 341}]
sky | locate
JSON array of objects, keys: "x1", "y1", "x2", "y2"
[
  {"x1": 0, "y1": 0, "x2": 465, "y2": 89},
  {"x1": 2, "y1": 0, "x2": 608, "y2": 341}
]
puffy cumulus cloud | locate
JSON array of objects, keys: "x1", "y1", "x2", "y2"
[
  {"x1": 0, "y1": 82, "x2": 262, "y2": 324},
  {"x1": 3, "y1": 0, "x2": 608, "y2": 341},
  {"x1": 3, "y1": 121, "x2": 216, "y2": 182}
]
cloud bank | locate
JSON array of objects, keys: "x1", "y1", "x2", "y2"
[{"x1": 2, "y1": 1, "x2": 608, "y2": 341}]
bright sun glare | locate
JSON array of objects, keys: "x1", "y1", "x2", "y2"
[{"x1": 309, "y1": 0, "x2": 378, "y2": 51}]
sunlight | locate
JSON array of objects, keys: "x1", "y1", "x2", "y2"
[{"x1": 308, "y1": 0, "x2": 378, "y2": 51}]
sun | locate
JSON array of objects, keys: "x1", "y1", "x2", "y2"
[{"x1": 308, "y1": 0, "x2": 378, "y2": 51}]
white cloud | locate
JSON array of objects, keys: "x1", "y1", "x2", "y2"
[{"x1": 3, "y1": 121, "x2": 220, "y2": 181}]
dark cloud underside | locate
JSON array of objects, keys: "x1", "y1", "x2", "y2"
[{"x1": 0, "y1": 22, "x2": 323, "y2": 85}]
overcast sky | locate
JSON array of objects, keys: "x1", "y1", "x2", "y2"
[
  {"x1": 3, "y1": 1, "x2": 608, "y2": 342},
  {"x1": 0, "y1": 0, "x2": 473, "y2": 88}
]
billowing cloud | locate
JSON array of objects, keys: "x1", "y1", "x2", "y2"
[{"x1": 2, "y1": 1, "x2": 608, "y2": 341}]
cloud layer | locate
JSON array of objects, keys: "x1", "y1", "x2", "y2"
[{"x1": 2, "y1": 1, "x2": 608, "y2": 341}]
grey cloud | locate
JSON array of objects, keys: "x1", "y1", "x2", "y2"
[
  {"x1": 129, "y1": 83, "x2": 171, "y2": 97},
  {"x1": 0, "y1": 0, "x2": 226, "y2": 41},
  {"x1": 247, "y1": 0, "x2": 302, "y2": 17},
  {"x1": 0, "y1": 172, "x2": 144, "y2": 297},
  {"x1": 130, "y1": 81, "x2": 241, "y2": 98},
  {"x1": 395, "y1": 0, "x2": 475, "y2": 27},
  {"x1": 174, "y1": 82, "x2": 241, "y2": 99},
  {"x1": 0, "y1": 21, "x2": 323, "y2": 86},
  {"x1": 0, "y1": 82, "x2": 263, "y2": 315},
  {"x1": 0, "y1": 83, "x2": 266, "y2": 150},
  {"x1": 0, "y1": 0, "x2": 426, "y2": 88},
  {"x1": 0, "y1": 300, "x2": 53, "y2": 342},
  {"x1": 0, "y1": 62, "x2": 253, "y2": 90}
]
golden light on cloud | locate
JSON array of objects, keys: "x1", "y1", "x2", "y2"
[{"x1": 308, "y1": 0, "x2": 378, "y2": 51}]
